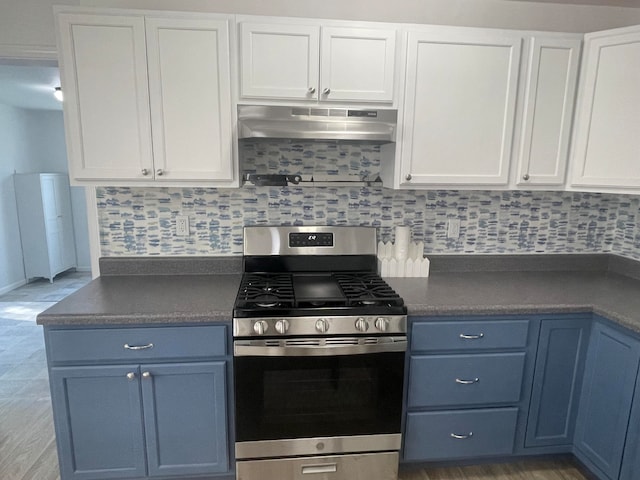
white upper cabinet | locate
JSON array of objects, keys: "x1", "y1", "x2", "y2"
[
  {"x1": 57, "y1": 14, "x2": 153, "y2": 182},
  {"x1": 570, "y1": 25, "x2": 640, "y2": 190},
  {"x1": 239, "y1": 21, "x2": 396, "y2": 103},
  {"x1": 239, "y1": 23, "x2": 319, "y2": 101},
  {"x1": 320, "y1": 26, "x2": 396, "y2": 102},
  {"x1": 145, "y1": 16, "x2": 234, "y2": 182},
  {"x1": 398, "y1": 28, "x2": 522, "y2": 187},
  {"x1": 57, "y1": 11, "x2": 236, "y2": 186},
  {"x1": 515, "y1": 35, "x2": 582, "y2": 187}
]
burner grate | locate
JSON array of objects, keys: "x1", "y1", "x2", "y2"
[
  {"x1": 334, "y1": 273, "x2": 404, "y2": 307},
  {"x1": 236, "y1": 273, "x2": 295, "y2": 309}
]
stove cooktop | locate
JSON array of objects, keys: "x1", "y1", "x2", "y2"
[{"x1": 233, "y1": 271, "x2": 406, "y2": 318}]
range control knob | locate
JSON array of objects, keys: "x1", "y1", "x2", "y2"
[
  {"x1": 253, "y1": 320, "x2": 269, "y2": 335},
  {"x1": 275, "y1": 319, "x2": 290, "y2": 334},
  {"x1": 375, "y1": 317, "x2": 390, "y2": 332},
  {"x1": 315, "y1": 318, "x2": 330, "y2": 333},
  {"x1": 355, "y1": 317, "x2": 369, "y2": 332}
]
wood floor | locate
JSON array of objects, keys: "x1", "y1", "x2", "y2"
[
  {"x1": 0, "y1": 272, "x2": 589, "y2": 480},
  {"x1": 399, "y1": 457, "x2": 589, "y2": 479}
]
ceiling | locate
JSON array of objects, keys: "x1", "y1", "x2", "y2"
[
  {"x1": 507, "y1": 0, "x2": 640, "y2": 7},
  {"x1": 0, "y1": 64, "x2": 62, "y2": 111}
]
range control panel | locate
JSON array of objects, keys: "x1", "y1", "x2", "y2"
[{"x1": 289, "y1": 232, "x2": 334, "y2": 248}]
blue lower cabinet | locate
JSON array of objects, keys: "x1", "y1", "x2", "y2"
[
  {"x1": 620, "y1": 365, "x2": 640, "y2": 480},
  {"x1": 525, "y1": 318, "x2": 590, "y2": 448},
  {"x1": 573, "y1": 321, "x2": 640, "y2": 480},
  {"x1": 50, "y1": 365, "x2": 147, "y2": 480},
  {"x1": 141, "y1": 362, "x2": 229, "y2": 477},
  {"x1": 404, "y1": 408, "x2": 518, "y2": 461},
  {"x1": 46, "y1": 324, "x2": 231, "y2": 480}
]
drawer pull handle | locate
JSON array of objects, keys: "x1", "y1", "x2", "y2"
[
  {"x1": 455, "y1": 377, "x2": 480, "y2": 385},
  {"x1": 126, "y1": 372, "x2": 136, "y2": 380},
  {"x1": 459, "y1": 333, "x2": 484, "y2": 340},
  {"x1": 451, "y1": 432, "x2": 473, "y2": 440},
  {"x1": 302, "y1": 464, "x2": 337, "y2": 475},
  {"x1": 124, "y1": 343, "x2": 154, "y2": 350}
]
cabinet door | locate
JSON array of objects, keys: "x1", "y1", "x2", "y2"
[
  {"x1": 320, "y1": 26, "x2": 396, "y2": 103},
  {"x1": 51, "y1": 174, "x2": 77, "y2": 270},
  {"x1": 525, "y1": 318, "x2": 589, "y2": 448},
  {"x1": 49, "y1": 365, "x2": 146, "y2": 480},
  {"x1": 239, "y1": 22, "x2": 320, "y2": 100},
  {"x1": 620, "y1": 366, "x2": 640, "y2": 480},
  {"x1": 57, "y1": 13, "x2": 154, "y2": 181},
  {"x1": 40, "y1": 175, "x2": 65, "y2": 275},
  {"x1": 401, "y1": 29, "x2": 522, "y2": 186},
  {"x1": 574, "y1": 322, "x2": 640, "y2": 480},
  {"x1": 141, "y1": 362, "x2": 229, "y2": 476},
  {"x1": 516, "y1": 36, "x2": 581, "y2": 187},
  {"x1": 146, "y1": 17, "x2": 234, "y2": 183},
  {"x1": 571, "y1": 26, "x2": 640, "y2": 189}
]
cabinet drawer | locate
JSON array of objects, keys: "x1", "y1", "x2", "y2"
[
  {"x1": 47, "y1": 325, "x2": 227, "y2": 363},
  {"x1": 408, "y1": 352, "x2": 525, "y2": 407},
  {"x1": 411, "y1": 320, "x2": 529, "y2": 352},
  {"x1": 404, "y1": 408, "x2": 518, "y2": 461}
]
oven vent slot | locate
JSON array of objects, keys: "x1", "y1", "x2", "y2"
[
  {"x1": 326, "y1": 338, "x2": 363, "y2": 346},
  {"x1": 285, "y1": 339, "x2": 323, "y2": 347}
]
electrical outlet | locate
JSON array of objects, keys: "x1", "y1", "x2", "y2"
[
  {"x1": 176, "y1": 215, "x2": 190, "y2": 237},
  {"x1": 447, "y1": 218, "x2": 460, "y2": 239}
]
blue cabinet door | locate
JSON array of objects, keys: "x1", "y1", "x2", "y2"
[
  {"x1": 525, "y1": 318, "x2": 589, "y2": 448},
  {"x1": 141, "y1": 361, "x2": 229, "y2": 477},
  {"x1": 574, "y1": 321, "x2": 640, "y2": 480},
  {"x1": 49, "y1": 365, "x2": 146, "y2": 480},
  {"x1": 620, "y1": 365, "x2": 640, "y2": 480}
]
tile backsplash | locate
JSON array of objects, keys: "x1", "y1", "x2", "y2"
[
  {"x1": 96, "y1": 141, "x2": 640, "y2": 261},
  {"x1": 97, "y1": 186, "x2": 640, "y2": 260}
]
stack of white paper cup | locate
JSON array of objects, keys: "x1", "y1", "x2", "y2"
[{"x1": 394, "y1": 226, "x2": 411, "y2": 261}]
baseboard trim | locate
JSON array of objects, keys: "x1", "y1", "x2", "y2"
[{"x1": 0, "y1": 278, "x2": 27, "y2": 296}]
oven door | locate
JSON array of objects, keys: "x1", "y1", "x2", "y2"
[{"x1": 233, "y1": 337, "x2": 406, "y2": 459}]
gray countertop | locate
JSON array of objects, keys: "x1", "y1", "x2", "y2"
[
  {"x1": 387, "y1": 271, "x2": 640, "y2": 332},
  {"x1": 37, "y1": 274, "x2": 242, "y2": 325},
  {"x1": 36, "y1": 255, "x2": 640, "y2": 332}
]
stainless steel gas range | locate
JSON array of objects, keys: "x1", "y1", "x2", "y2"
[{"x1": 233, "y1": 226, "x2": 407, "y2": 480}]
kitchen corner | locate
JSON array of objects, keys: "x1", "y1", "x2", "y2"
[{"x1": 37, "y1": 250, "x2": 640, "y2": 480}]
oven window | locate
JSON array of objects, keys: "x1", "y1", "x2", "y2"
[{"x1": 234, "y1": 352, "x2": 404, "y2": 442}]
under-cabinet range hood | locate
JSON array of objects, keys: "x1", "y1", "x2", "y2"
[{"x1": 237, "y1": 105, "x2": 397, "y2": 143}]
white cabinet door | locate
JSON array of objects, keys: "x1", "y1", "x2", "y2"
[
  {"x1": 57, "y1": 13, "x2": 154, "y2": 182},
  {"x1": 516, "y1": 36, "x2": 581, "y2": 187},
  {"x1": 400, "y1": 29, "x2": 522, "y2": 186},
  {"x1": 146, "y1": 17, "x2": 234, "y2": 182},
  {"x1": 239, "y1": 22, "x2": 320, "y2": 100},
  {"x1": 320, "y1": 27, "x2": 396, "y2": 102},
  {"x1": 571, "y1": 26, "x2": 640, "y2": 189}
]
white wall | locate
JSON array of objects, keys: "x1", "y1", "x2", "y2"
[
  {"x1": 4, "y1": 0, "x2": 640, "y2": 55},
  {"x1": 0, "y1": 104, "x2": 31, "y2": 294},
  {"x1": 80, "y1": 0, "x2": 640, "y2": 32}
]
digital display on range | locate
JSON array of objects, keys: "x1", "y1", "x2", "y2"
[{"x1": 289, "y1": 232, "x2": 334, "y2": 247}]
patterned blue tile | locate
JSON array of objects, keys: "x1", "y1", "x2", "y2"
[{"x1": 94, "y1": 143, "x2": 640, "y2": 261}]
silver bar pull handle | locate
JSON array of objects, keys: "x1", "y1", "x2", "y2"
[
  {"x1": 124, "y1": 343, "x2": 154, "y2": 350},
  {"x1": 459, "y1": 333, "x2": 484, "y2": 340},
  {"x1": 451, "y1": 432, "x2": 473, "y2": 439},
  {"x1": 302, "y1": 464, "x2": 338, "y2": 475},
  {"x1": 455, "y1": 377, "x2": 480, "y2": 385}
]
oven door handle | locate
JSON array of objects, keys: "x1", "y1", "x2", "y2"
[{"x1": 234, "y1": 337, "x2": 407, "y2": 357}]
